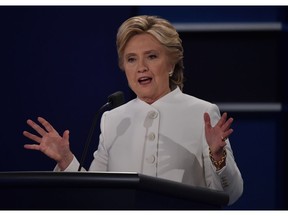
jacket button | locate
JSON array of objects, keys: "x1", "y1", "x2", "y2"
[
  {"x1": 148, "y1": 111, "x2": 158, "y2": 119},
  {"x1": 148, "y1": 132, "x2": 156, "y2": 141},
  {"x1": 146, "y1": 155, "x2": 156, "y2": 164}
]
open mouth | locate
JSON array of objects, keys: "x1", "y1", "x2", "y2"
[{"x1": 138, "y1": 77, "x2": 152, "y2": 85}]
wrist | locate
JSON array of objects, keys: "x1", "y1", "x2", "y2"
[
  {"x1": 57, "y1": 153, "x2": 74, "y2": 171},
  {"x1": 209, "y1": 148, "x2": 227, "y2": 171}
]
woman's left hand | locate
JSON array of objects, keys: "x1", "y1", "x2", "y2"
[{"x1": 204, "y1": 112, "x2": 233, "y2": 160}]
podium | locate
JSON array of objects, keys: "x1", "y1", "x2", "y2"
[{"x1": 0, "y1": 171, "x2": 229, "y2": 210}]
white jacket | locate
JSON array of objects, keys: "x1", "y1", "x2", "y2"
[{"x1": 59, "y1": 87, "x2": 243, "y2": 205}]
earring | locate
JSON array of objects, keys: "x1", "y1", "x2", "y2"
[{"x1": 169, "y1": 70, "x2": 173, "y2": 77}]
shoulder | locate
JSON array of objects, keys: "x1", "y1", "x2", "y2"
[
  {"x1": 179, "y1": 93, "x2": 222, "y2": 125},
  {"x1": 183, "y1": 93, "x2": 211, "y2": 105},
  {"x1": 102, "y1": 98, "x2": 144, "y2": 118},
  {"x1": 179, "y1": 91, "x2": 216, "y2": 111},
  {"x1": 176, "y1": 90, "x2": 221, "y2": 119}
]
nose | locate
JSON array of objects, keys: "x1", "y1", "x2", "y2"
[{"x1": 137, "y1": 58, "x2": 148, "y2": 73}]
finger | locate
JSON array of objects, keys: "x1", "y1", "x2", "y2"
[
  {"x1": 222, "y1": 128, "x2": 234, "y2": 141},
  {"x1": 23, "y1": 144, "x2": 41, "y2": 151},
  {"x1": 63, "y1": 130, "x2": 70, "y2": 142},
  {"x1": 23, "y1": 131, "x2": 42, "y2": 143},
  {"x1": 38, "y1": 117, "x2": 56, "y2": 133},
  {"x1": 217, "y1": 112, "x2": 228, "y2": 127},
  {"x1": 221, "y1": 117, "x2": 234, "y2": 132},
  {"x1": 204, "y1": 112, "x2": 212, "y2": 129},
  {"x1": 26, "y1": 119, "x2": 47, "y2": 136}
]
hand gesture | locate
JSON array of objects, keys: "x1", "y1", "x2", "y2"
[
  {"x1": 204, "y1": 112, "x2": 233, "y2": 160},
  {"x1": 23, "y1": 117, "x2": 73, "y2": 170}
]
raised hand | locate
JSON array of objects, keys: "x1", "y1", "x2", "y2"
[
  {"x1": 204, "y1": 112, "x2": 233, "y2": 160},
  {"x1": 23, "y1": 117, "x2": 73, "y2": 170}
]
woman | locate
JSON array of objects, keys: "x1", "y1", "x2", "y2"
[{"x1": 23, "y1": 15, "x2": 243, "y2": 205}]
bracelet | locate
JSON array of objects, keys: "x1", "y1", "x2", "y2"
[{"x1": 209, "y1": 148, "x2": 227, "y2": 171}]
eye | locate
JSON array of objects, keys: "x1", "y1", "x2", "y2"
[
  {"x1": 148, "y1": 54, "x2": 157, "y2": 60},
  {"x1": 127, "y1": 57, "x2": 136, "y2": 63}
]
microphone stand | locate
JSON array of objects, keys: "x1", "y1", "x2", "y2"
[
  {"x1": 77, "y1": 91, "x2": 125, "y2": 171},
  {"x1": 78, "y1": 102, "x2": 109, "y2": 171}
]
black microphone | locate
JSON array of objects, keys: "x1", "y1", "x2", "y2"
[{"x1": 78, "y1": 91, "x2": 125, "y2": 171}]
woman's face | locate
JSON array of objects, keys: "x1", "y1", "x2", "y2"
[{"x1": 123, "y1": 33, "x2": 174, "y2": 104}]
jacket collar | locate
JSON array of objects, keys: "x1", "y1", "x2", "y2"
[{"x1": 136, "y1": 87, "x2": 182, "y2": 108}]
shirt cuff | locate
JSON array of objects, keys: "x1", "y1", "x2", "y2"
[{"x1": 53, "y1": 155, "x2": 80, "y2": 172}]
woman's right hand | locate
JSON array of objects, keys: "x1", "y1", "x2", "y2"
[{"x1": 23, "y1": 117, "x2": 74, "y2": 170}]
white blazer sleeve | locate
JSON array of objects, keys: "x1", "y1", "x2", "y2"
[
  {"x1": 53, "y1": 112, "x2": 110, "y2": 172},
  {"x1": 53, "y1": 155, "x2": 83, "y2": 172},
  {"x1": 88, "y1": 112, "x2": 109, "y2": 171},
  {"x1": 203, "y1": 104, "x2": 244, "y2": 205},
  {"x1": 53, "y1": 138, "x2": 107, "y2": 172}
]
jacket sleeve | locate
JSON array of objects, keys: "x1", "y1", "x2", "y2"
[
  {"x1": 202, "y1": 104, "x2": 244, "y2": 205},
  {"x1": 88, "y1": 112, "x2": 109, "y2": 171},
  {"x1": 53, "y1": 112, "x2": 109, "y2": 172},
  {"x1": 53, "y1": 155, "x2": 83, "y2": 172}
]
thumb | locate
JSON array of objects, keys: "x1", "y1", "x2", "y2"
[
  {"x1": 204, "y1": 112, "x2": 211, "y2": 128},
  {"x1": 63, "y1": 130, "x2": 70, "y2": 141}
]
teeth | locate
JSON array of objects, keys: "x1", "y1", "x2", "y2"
[{"x1": 139, "y1": 77, "x2": 150, "y2": 81}]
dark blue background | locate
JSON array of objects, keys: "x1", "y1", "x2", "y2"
[{"x1": 0, "y1": 6, "x2": 287, "y2": 210}]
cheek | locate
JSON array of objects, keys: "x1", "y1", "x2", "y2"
[
  {"x1": 155, "y1": 64, "x2": 170, "y2": 79},
  {"x1": 124, "y1": 70, "x2": 135, "y2": 85}
]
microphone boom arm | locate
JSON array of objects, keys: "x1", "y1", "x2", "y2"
[{"x1": 77, "y1": 91, "x2": 125, "y2": 171}]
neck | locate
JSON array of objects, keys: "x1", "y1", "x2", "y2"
[{"x1": 141, "y1": 89, "x2": 171, "y2": 104}]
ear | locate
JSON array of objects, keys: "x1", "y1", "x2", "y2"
[{"x1": 168, "y1": 65, "x2": 175, "y2": 77}]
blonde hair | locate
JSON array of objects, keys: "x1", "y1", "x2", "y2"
[{"x1": 116, "y1": 15, "x2": 184, "y2": 90}]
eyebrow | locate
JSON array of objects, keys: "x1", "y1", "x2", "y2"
[{"x1": 125, "y1": 50, "x2": 160, "y2": 58}]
